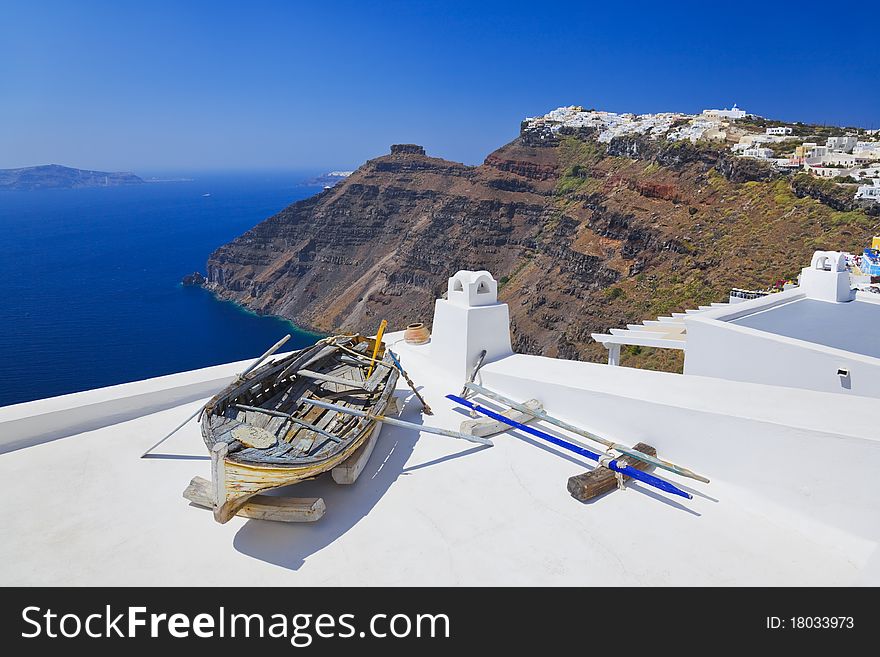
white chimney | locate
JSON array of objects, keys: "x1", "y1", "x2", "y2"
[
  {"x1": 799, "y1": 251, "x2": 855, "y2": 303},
  {"x1": 429, "y1": 270, "x2": 513, "y2": 382}
]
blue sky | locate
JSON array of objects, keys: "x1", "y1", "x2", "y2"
[{"x1": 1, "y1": 1, "x2": 876, "y2": 172}]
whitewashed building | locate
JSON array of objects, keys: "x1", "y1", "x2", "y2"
[
  {"x1": 854, "y1": 166, "x2": 880, "y2": 179},
  {"x1": 702, "y1": 104, "x2": 747, "y2": 120},
  {"x1": 804, "y1": 162, "x2": 851, "y2": 178},
  {"x1": 853, "y1": 143, "x2": 880, "y2": 161},
  {"x1": 856, "y1": 180, "x2": 880, "y2": 202},
  {"x1": 742, "y1": 146, "x2": 774, "y2": 159},
  {"x1": 821, "y1": 152, "x2": 858, "y2": 167},
  {"x1": 766, "y1": 126, "x2": 793, "y2": 135},
  {"x1": 827, "y1": 135, "x2": 858, "y2": 153},
  {"x1": 523, "y1": 106, "x2": 690, "y2": 144}
]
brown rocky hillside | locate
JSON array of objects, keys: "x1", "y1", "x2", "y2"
[{"x1": 205, "y1": 133, "x2": 879, "y2": 371}]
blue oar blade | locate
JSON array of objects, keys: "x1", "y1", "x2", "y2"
[
  {"x1": 446, "y1": 393, "x2": 693, "y2": 501},
  {"x1": 612, "y1": 462, "x2": 693, "y2": 499}
]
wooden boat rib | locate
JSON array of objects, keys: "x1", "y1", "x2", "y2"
[{"x1": 200, "y1": 335, "x2": 399, "y2": 523}]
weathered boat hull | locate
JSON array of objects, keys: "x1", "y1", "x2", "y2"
[
  {"x1": 209, "y1": 421, "x2": 385, "y2": 523},
  {"x1": 198, "y1": 335, "x2": 399, "y2": 523}
]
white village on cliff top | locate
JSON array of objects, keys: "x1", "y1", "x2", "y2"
[{"x1": 524, "y1": 105, "x2": 880, "y2": 203}]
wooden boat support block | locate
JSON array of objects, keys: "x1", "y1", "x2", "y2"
[
  {"x1": 332, "y1": 421, "x2": 382, "y2": 485},
  {"x1": 183, "y1": 477, "x2": 326, "y2": 522},
  {"x1": 567, "y1": 442, "x2": 657, "y2": 502},
  {"x1": 459, "y1": 399, "x2": 543, "y2": 438}
]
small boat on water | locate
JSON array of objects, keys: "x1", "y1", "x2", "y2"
[{"x1": 200, "y1": 334, "x2": 399, "y2": 523}]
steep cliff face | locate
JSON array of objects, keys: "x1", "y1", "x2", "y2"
[
  {"x1": 207, "y1": 133, "x2": 878, "y2": 371},
  {"x1": 207, "y1": 141, "x2": 562, "y2": 337}
]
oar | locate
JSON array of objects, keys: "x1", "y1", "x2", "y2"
[
  {"x1": 460, "y1": 349, "x2": 487, "y2": 397},
  {"x1": 140, "y1": 334, "x2": 292, "y2": 458},
  {"x1": 366, "y1": 319, "x2": 388, "y2": 378},
  {"x1": 298, "y1": 397, "x2": 493, "y2": 446},
  {"x1": 387, "y1": 350, "x2": 433, "y2": 415},
  {"x1": 464, "y1": 383, "x2": 709, "y2": 484},
  {"x1": 446, "y1": 394, "x2": 692, "y2": 500}
]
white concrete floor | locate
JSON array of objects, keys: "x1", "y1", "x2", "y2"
[{"x1": 0, "y1": 342, "x2": 869, "y2": 586}]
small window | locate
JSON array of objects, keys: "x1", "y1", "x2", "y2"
[
  {"x1": 453, "y1": 279, "x2": 464, "y2": 292},
  {"x1": 477, "y1": 281, "x2": 490, "y2": 294}
]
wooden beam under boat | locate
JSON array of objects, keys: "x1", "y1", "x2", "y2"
[
  {"x1": 209, "y1": 418, "x2": 385, "y2": 523},
  {"x1": 183, "y1": 476, "x2": 325, "y2": 522}
]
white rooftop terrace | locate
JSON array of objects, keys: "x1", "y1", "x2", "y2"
[
  {"x1": 1, "y1": 269, "x2": 879, "y2": 586},
  {"x1": 685, "y1": 251, "x2": 880, "y2": 397},
  {"x1": 594, "y1": 250, "x2": 880, "y2": 398},
  {"x1": 730, "y1": 297, "x2": 880, "y2": 358}
]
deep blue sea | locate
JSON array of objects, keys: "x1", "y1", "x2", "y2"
[{"x1": 0, "y1": 173, "x2": 325, "y2": 407}]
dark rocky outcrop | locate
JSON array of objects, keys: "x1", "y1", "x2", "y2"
[
  {"x1": 558, "y1": 126, "x2": 598, "y2": 140},
  {"x1": 716, "y1": 153, "x2": 779, "y2": 183},
  {"x1": 607, "y1": 135, "x2": 658, "y2": 160},
  {"x1": 857, "y1": 200, "x2": 880, "y2": 217},
  {"x1": 654, "y1": 141, "x2": 720, "y2": 170},
  {"x1": 181, "y1": 271, "x2": 206, "y2": 286},
  {"x1": 389, "y1": 144, "x2": 426, "y2": 156},
  {"x1": 790, "y1": 173, "x2": 857, "y2": 212}
]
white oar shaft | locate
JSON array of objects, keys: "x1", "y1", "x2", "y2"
[
  {"x1": 141, "y1": 334, "x2": 292, "y2": 458},
  {"x1": 464, "y1": 383, "x2": 709, "y2": 483},
  {"x1": 299, "y1": 397, "x2": 492, "y2": 446},
  {"x1": 140, "y1": 405, "x2": 204, "y2": 458},
  {"x1": 240, "y1": 334, "x2": 292, "y2": 378}
]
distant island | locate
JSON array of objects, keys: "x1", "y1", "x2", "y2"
[{"x1": 0, "y1": 164, "x2": 144, "y2": 190}]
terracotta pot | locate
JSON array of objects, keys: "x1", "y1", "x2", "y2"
[{"x1": 403, "y1": 322, "x2": 430, "y2": 345}]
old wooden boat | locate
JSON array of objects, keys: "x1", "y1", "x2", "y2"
[{"x1": 200, "y1": 334, "x2": 399, "y2": 523}]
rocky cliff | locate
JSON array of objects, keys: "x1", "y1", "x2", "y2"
[{"x1": 206, "y1": 131, "x2": 879, "y2": 371}]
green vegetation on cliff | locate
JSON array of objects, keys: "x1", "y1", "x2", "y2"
[{"x1": 543, "y1": 133, "x2": 879, "y2": 372}]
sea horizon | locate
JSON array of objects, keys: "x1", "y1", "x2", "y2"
[{"x1": 0, "y1": 170, "x2": 329, "y2": 406}]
